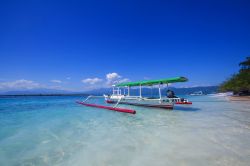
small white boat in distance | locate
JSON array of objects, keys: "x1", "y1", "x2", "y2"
[{"x1": 190, "y1": 91, "x2": 204, "y2": 96}]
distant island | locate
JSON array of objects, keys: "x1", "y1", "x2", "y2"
[
  {"x1": 220, "y1": 57, "x2": 250, "y2": 96},
  {"x1": 0, "y1": 86, "x2": 218, "y2": 96}
]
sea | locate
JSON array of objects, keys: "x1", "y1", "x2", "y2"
[{"x1": 0, "y1": 95, "x2": 249, "y2": 166}]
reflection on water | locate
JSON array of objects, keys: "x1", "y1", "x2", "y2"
[{"x1": 0, "y1": 95, "x2": 250, "y2": 166}]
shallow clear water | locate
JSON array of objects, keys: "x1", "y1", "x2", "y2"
[{"x1": 0, "y1": 95, "x2": 249, "y2": 166}]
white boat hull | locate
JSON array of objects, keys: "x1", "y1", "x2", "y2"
[{"x1": 104, "y1": 95, "x2": 174, "y2": 109}]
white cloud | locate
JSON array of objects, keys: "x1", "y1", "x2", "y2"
[
  {"x1": 0, "y1": 79, "x2": 43, "y2": 90},
  {"x1": 0, "y1": 79, "x2": 76, "y2": 92},
  {"x1": 106, "y1": 72, "x2": 121, "y2": 80},
  {"x1": 119, "y1": 78, "x2": 130, "y2": 83},
  {"x1": 82, "y1": 78, "x2": 103, "y2": 85},
  {"x1": 106, "y1": 72, "x2": 129, "y2": 85},
  {"x1": 50, "y1": 80, "x2": 62, "y2": 83},
  {"x1": 80, "y1": 73, "x2": 130, "y2": 91}
]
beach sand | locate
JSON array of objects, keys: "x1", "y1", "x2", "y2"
[{"x1": 228, "y1": 96, "x2": 250, "y2": 102}]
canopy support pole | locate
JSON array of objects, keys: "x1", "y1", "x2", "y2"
[
  {"x1": 159, "y1": 84, "x2": 162, "y2": 100},
  {"x1": 128, "y1": 86, "x2": 130, "y2": 96},
  {"x1": 150, "y1": 86, "x2": 153, "y2": 97},
  {"x1": 139, "y1": 84, "x2": 142, "y2": 98},
  {"x1": 118, "y1": 87, "x2": 120, "y2": 95}
]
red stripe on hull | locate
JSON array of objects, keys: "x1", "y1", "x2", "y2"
[
  {"x1": 76, "y1": 101, "x2": 136, "y2": 114},
  {"x1": 175, "y1": 102, "x2": 192, "y2": 104}
]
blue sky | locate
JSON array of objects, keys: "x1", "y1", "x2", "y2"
[{"x1": 0, "y1": 0, "x2": 249, "y2": 91}]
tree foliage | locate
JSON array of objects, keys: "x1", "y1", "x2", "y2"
[{"x1": 220, "y1": 57, "x2": 250, "y2": 93}]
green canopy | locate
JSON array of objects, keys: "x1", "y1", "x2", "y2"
[{"x1": 115, "y1": 76, "x2": 188, "y2": 87}]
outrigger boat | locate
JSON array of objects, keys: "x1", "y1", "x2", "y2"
[
  {"x1": 104, "y1": 76, "x2": 192, "y2": 109},
  {"x1": 77, "y1": 76, "x2": 192, "y2": 114}
]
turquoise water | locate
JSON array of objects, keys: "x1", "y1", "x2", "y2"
[{"x1": 0, "y1": 95, "x2": 250, "y2": 166}]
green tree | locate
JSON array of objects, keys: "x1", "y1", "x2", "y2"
[
  {"x1": 220, "y1": 57, "x2": 250, "y2": 94},
  {"x1": 239, "y1": 56, "x2": 250, "y2": 70}
]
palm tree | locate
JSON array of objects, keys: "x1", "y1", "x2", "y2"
[{"x1": 239, "y1": 56, "x2": 250, "y2": 70}]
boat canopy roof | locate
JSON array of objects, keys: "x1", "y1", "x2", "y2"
[{"x1": 115, "y1": 76, "x2": 188, "y2": 87}]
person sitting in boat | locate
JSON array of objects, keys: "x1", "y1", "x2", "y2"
[
  {"x1": 166, "y1": 90, "x2": 186, "y2": 102},
  {"x1": 166, "y1": 90, "x2": 177, "y2": 98}
]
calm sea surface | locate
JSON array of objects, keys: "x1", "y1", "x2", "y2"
[{"x1": 0, "y1": 95, "x2": 250, "y2": 166}]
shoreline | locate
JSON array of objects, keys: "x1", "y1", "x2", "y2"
[{"x1": 228, "y1": 95, "x2": 250, "y2": 102}]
